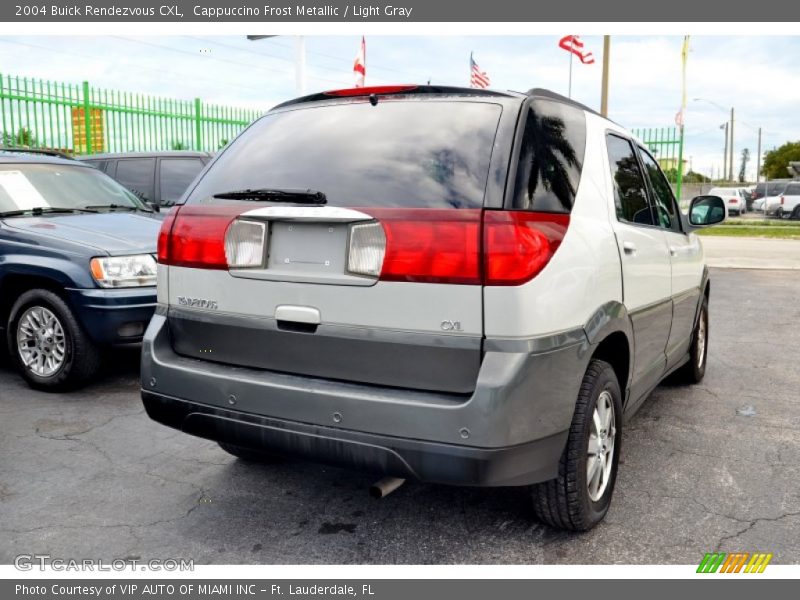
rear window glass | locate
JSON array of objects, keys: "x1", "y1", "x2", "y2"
[
  {"x1": 767, "y1": 182, "x2": 787, "y2": 196},
  {"x1": 159, "y1": 158, "x2": 205, "y2": 206},
  {"x1": 116, "y1": 158, "x2": 155, "y2": 202},
  {"x1": 511, "y1": 99, "x2": 587, "y2": 212},
  {"x1": 187, "y1": 100, "x2": 503, "y2": 209},
  {"x1": 785, "y1": 183, "x2": 800, "y2": 195}
]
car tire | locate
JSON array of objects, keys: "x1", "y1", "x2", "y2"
[
  {"x1": 7, "y1": 289, "x2": 102, "y2": 391},
  {"x1": 792, "y1": 207, "x2": 800, "y2": 220},
  {"x1": 218, "y1": 442, "x2": 284, "y2": 463},
  {"x1": 531, "y1": 359, "x2": 622, "y2": 531},
  {"x1": 675, "y1": 294, "x2": 709, "y2": 385}
]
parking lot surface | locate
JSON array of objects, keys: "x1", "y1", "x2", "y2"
[{"x1": 1, "y1": 268, "x2": 799, "y2": 565}]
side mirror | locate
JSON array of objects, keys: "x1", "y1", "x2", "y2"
[{"x1": 688, "y1": 195, "x2": 726, "y2": 227}]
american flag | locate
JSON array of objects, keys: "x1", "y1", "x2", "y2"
[{"x1": 470, "y1": 53, "x2": 490, "y2": 89}]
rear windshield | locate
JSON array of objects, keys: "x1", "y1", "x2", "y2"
[
  {"x1": 767, "y1": 182, "x2": 787, "y2": 196},
  {"x1": 186, "y1": 100, "x2": 503, "y2": 209},
  {"x1": 785, "y1": 183, "x2": 800, "y2": 195}
]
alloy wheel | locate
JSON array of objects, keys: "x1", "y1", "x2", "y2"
[
  {"x1": 587, "y1": 390, "x2": 617, "y2": 502},
  {"x1": 696, "y1": 310, "x2": 707, "y2": 369},
  {"x1": 16, "y1": 306, "x2": 67, "y2": 378}
]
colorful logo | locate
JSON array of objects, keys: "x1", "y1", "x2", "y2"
[{"x1": 697, "y1": 552, "x2": 773, "y2": 573}]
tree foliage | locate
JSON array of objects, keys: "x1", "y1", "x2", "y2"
[
  {"x1": 762, "y1": 141, "x2": 800, "y2": 180},
  {"x1": 662, "y1": 168, "x2": 710, "y2": 184},
  {"x1": 1, "y1": 127, "x2": 38, "y2": 148},
  {"x1": 739, "y1": 148, "x2": 750, "y2": 183}
]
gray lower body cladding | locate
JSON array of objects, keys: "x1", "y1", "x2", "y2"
[
  {"x1": 167, "y1": 307, "x2": 480, "y2": 394},
  {"x1": 141, "y1": 312, "x2": 591, "y2": 486}
]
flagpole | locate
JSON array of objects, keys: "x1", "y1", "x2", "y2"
[
  {"x1": 568, "y1": 47, "x2": 573, "y2": 98},
  {"x1": 676, "y1": 35, "x2": 689, "y2": 203}
]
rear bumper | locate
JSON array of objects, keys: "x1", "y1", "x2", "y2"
[
  {"x1": 66, "y1": 287, "x2": 157, "y2": 345},
  {"x1": 141, "y1": 312, "x2": 589, "y2": 486},
  {"x1": 142, "y1": 391, "x2": 567, "y2": 486}
]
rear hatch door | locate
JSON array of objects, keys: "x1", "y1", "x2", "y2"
[{"x1": 164, "y1": 96, "x2": 507, "y2": 393}]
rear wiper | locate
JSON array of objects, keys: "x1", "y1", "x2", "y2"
[
  {"x1": 0, "y1": 206, "x2": 98, "y2": 218},
  {"x1": 212, "y1": 188, "x2": 327, "y2": 204},
  {"x1": 84, "y1": 204, "x2": 142, "y2": 212}
]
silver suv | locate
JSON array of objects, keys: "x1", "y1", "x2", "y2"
[{"x1": 141, "y1": 86, "x2": 725, "y2": 531}]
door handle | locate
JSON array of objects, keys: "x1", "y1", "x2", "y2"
[
  {"x1": 669, "y1": 246, "x2": 678, "y2": 257},
  {"x1": 622, "y1": 241, "x2": 637, "y2": 255}
]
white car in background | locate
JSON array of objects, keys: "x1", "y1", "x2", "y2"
[
  {"x1": 707, "y1": 187, "x2": 749, "y2": 216},
  {"x1": 763, "y1": 195, "x2": 787, "y2": 217},
  {"x1": 776, "y1": 181, "x2": 800, "y2": 219}
]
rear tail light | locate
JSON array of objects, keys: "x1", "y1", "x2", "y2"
[
  {"x1": 781, "y1": 196, "x2": 785, "y2": 205},
  {"x1": 160, "y1": 205, "x2": 569, "y2": 286},
  {"x1": 225, "y1": 220, "x2": 267, "y2": 268},
  {"x1": 352, "y1": 209, "x2": 568, "y2": 286},
  {"x1": 157, "y1": 205, "x2": 248, "y2": 269},
  {"x1": 483, "y1": 212, "x2": 570, "y2": 285},
  {"x1": 156, "y1": 209, "x2": 177, "y2": 263},
  {"x1": 729, "y1": 198, "x2": 738, "y2": 204},
  {"x1": 358, "y1": 209, "x2": 482, "y2": 284}
]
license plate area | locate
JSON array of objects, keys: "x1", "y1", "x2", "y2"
[{"x1": 228, "y1": 221, "x2": 375, "y2": 286}]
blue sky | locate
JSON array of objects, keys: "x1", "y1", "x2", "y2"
[{"x1": 1, "y1": 35, "x2": 798, "y2": 180}]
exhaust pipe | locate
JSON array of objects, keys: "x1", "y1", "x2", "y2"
[{"x1": 369, "y1": 477, "x2": 405, "y2": 499}]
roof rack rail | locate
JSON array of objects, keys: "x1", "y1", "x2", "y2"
[
  {"x1": 526, "y1": 88, "x2": 604, "y2": 119},
  {"x1": 0, "y1": 147, "x2": 74, "y2": 160}
]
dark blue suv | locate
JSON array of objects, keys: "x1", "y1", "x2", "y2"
[{"x1": 0, "y1": 150, "x2": 162, "y2": 390}]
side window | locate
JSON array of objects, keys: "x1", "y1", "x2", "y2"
[
  {"x1": 159, "y1": 159, "x2": 204, "y2": 206},
  {"x1": 605, "y1": 134, "x2": 654, "y2": 226},
  {"x1": 639, "y1": 149, "x2": 681, "y2": 232},
  {"x1": 511, "y1": 99, "x2": 587, "y2": 213},
  {"x1": 115, "y1": 158, "x2": 155, "y2": 202}
]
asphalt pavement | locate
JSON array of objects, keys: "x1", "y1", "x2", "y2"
[{"x1": 1, "y1": 268, "x2": 799, "y2": 565}]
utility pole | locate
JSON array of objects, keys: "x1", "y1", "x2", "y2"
[
  {"x1": 294, "y1": 36, "x2": 306, "y2": 96},
  {"x1": 600, "y1": 35, "x2": 610, "y2": 117},
  {"x1": 722, "y1": 122, "x2": 728, "y2": 182},
  {"x1": 248, "y1": 35, "x2": 306, "y2": 97},
  {"x1": 729, "y1": 107, "x2": 735, "y2": 181},
  {"x1": 755, "y1": 127, "x2": 762, "y2": 182}
]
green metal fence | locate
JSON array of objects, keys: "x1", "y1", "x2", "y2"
[
  {"x1": 0, "y1": 73, "x2": 264, "y2": 155},
  {"x1": 632, "y1": 127, "x2": 683, "y2": 183}
]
